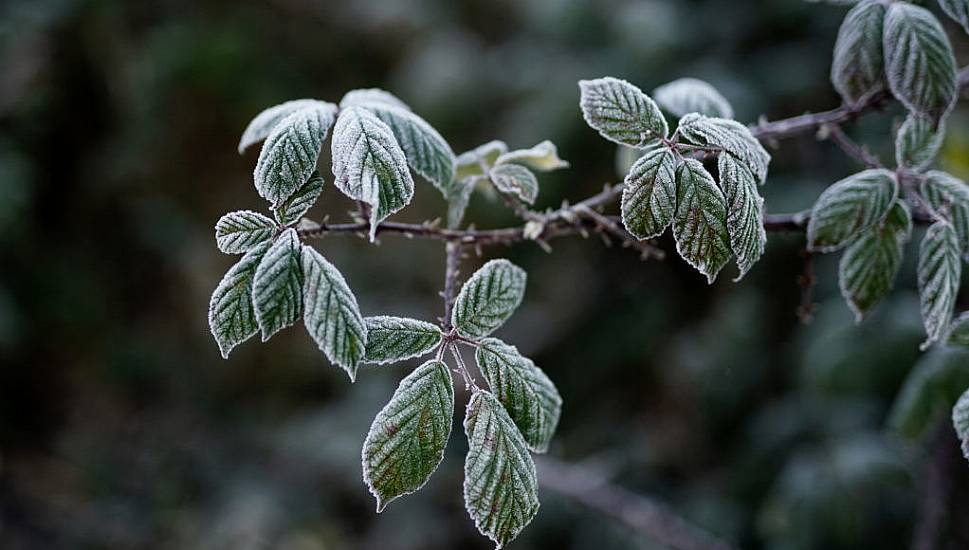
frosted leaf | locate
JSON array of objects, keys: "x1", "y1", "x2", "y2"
[
  {"x1": 463, "y1": 390, "x2": 539, "y2": 549},
  {"x1": 362, "y1": 360, "x2": 453, "y2": 512},
  {"x1": 494, "y1": 140, "x2": 570, "y2": 172},
  {"x1": 275, "y1": 171, "x2": 324, "y2": 226},
  {"x1": 896, "y1": 113, "x2": 945, "y2": 172},
  {"x1": 455, "y1": 140, "x2": 508, "y2": 182},
  {"x1": 677, "y1": 113, "x2": 771, "y2": 184},
  {"x1": 452, "y1": 259, "x2": 527, "y2": 338},
  {"x1": 921, "y1": 171, "x2": 969, "y2": 257},
  {"x1": 208, "y1": 241, "x2": 271, "y2": 358},
  {"x1": 215, "y1": 210, "x2": 276, "y2": 254},
  {"x1": 839, "y1": 201, "x2": 912, "y2": 322},
  {"x1": 954, "y1": 387, "x2": 969, "y2": 460},
  {"x1": 620, "y1": 146, "x2": 677, "y2": 240},
  {"x1": 339, "y1": 88, "x2": 411, "y2": 111},
  {"x1": 578, "y1": 77, "x2": 668, "y2": 148},
  {"x1": 718, "y1": 154, "x2": 766, "y2": 280},
  {"x1": 489, "y1": 163, "x2": 539, "y2": 205},
  {"x1": 475, "y1": 338, "x2": 561, "y2": 453},
  {"x1": 830, "y1": 0, "x2": 886, "y2": 105},
  {"x1": 446, "y1": 177, "x2": 476, "y2": 229},
  {"x1": 238, "y1": 99, "x2": 322, "y2": 154},
  {"x1": 253, "y1": 101, "x2": 338, "y2": 206},
  {"x1": 918, "y1": 220, "x2": 962, "y2": 348},
  {"x1": 807, "y1": 169, "x2": 897, "y2": 253},
  {"x1": 652, "y1": 78, "x2": 734, "y2": 119},
  {"x1": 302, "y1": 245, "x2": 367, "y2": 380},
  {"x1": 939, "y1": 0, "x2": 969, "y2": 35},
  {"x1": 884, "y1": 3, "x2": 957, "y2": 124},
  {"x1": 357, "y1": 102, "x2": 456, "y2": 195},
  {"x1": 253, "y1": 228, "x2": 303, "y2": 341},
  {"x1": 948, "y1": 312, "x2": 969, "y2": 348},
  {"x1": 673, "y1": 159, "x2": 732, "y2": 284},
  {"x1": 363, "y1": 316, "x2": 443, "y2": 365},
  {"x1": 331, "y1": 106, "x2": 415, "y2": 241}
]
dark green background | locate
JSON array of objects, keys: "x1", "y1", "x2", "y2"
[{"x1": 3, "y1": 0, "x2": 969, "y2": 548}]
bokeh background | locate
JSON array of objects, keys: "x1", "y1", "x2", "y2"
[{"x1": 4, "y1": 0, "x2": 969, "y2": 548}]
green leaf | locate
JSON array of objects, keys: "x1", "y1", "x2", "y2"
[
  {"x1": 208, "y1": 241, "x2": 271, "y2": 358},
  {"x1": 884, "y1": 2, "x2": 957, "y2": 123},
  {"x1": 274, "y1": 171, "x2": 324, "y2": 226},
  {"x1": 339, "y1": 88, "x2": 411, "y2": 111},
  {"x1": 331, "y1": 106, "x2": 415, "y2": 241},
  {"x1": 364, "y1": 316, "x2": 443, "y2": 365},
  {"x1": 494, "y1": 140, "x2": 570, "y2": 172},
  {"x1": 830, "y1": 0, "x2": 886, "y2": 104},
  {"x1": 652, "y1": 77, "x2": 734, "y2": 119},
  {"x1": 673, "y1": 159, "x2": 732, "y2": 284},
  {"x1": 362, "y1": 359, "x2": 454, "y2": 512},
  {"x1": 253, "y1": 228, "x2": 303, "y2": 341},
  {"x1": 302, "y1": 245, "x2": 367, "y2": 380},
  {"x1": 358, "y1": 102, "x2": 456, "y2": 195},
  {"x1": 489, "y1": 163, "x2": 539, "y2": 204},
  {"x1": 918, "y1": 220, "x2": 962, "y2": 348},
  {"x1": 807, "y1": 169, "x2": 897, "y2": 253},
  {"x1": 718, "y1": 154, "x2": 766, "y2": 280},
  {"x1": 677, "y1": 113, "x2": 771, "y2": 184},
  {"x1": 948, "y1": 312, "x2": 969, "y2": 348},
  {"x1": 921, "y1": 170, "x2": 969, "y2": 257},
  {"x1": 215, "y1": 210, "x2": 276, "y2": 254},
  {"x1": 838, "y1": 201, "x2": 912, "y2": 322},
  {"x1": 476, "y1": 338, "x2": 561, "y2": 453},
  {"x1": 578, "y1": 77, "x2": 668, "y2": 148},
  {"x1": 463, "y1": 390, "x2": 539, "y2": 549},
  {"x1": 890, "y1": 347, "x2": 969, "y2": 438},
  {"x1": 238, "y1": 99, "x2": 324, "y2": 154},
  {"x1": 452, "y1": 259, "x2": 527, "y2": 338},
  {"x1": 445, "y1": 177, "x2": 476, "y2": 229},
  {"x1": 954, "y1": 387, "x2": 969, "y2": 460},
  {"x1": 455, "y1": 141, "x2": 508, "y2": 182},
  {"x1": 939, "y1": 0, "x2": 969, "y2": 35},
  {"x1": 896, "y1": 113, "x2": 945, "y2": 172},
  {"x1": 253, "y1": 101, "x2": 338, "y2": 206},
  {"x1": 620, "y1": 146, "x2": 677, "y2": 240}
]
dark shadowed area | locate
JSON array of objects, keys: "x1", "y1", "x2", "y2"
[{"x1": 3, "y1": 0, "x2": 969, "y2": 549}]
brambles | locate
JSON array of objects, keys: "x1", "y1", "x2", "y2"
[{"x1": 208, "y1": 1, "x2": 969, "y2": 546}]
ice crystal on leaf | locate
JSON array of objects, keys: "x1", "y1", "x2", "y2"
[
  {"x1": 921, "y1": 171, "x2": 969, "y2": 259},
  {"x1": 275, "y1": 171, "x2": 324, "y2": 226},
  {"x1": 489, "y1": 163, "x2": 540, "y2": 205},
  {"x1": 831, "y1": 0, "x2": 886, "y2": 105},
  {"x1": 673, "y1": 159, "x2": 732, "y2": 284},
  {"x1": 620, "y1": 146, "x2": 677, "y2": 240},
  {"x1": 677, "y1": 113, "x2": 770, "y2": 184},
  {"x1": 215, "y1": 210, "x2": 276, "y2": 254},
  {"x1": 209, "y1": 241, "x2": 271, "y2": 358},
  {"x1": 578, "y1": 77, "x2": 668, "y2": 148},
  {"x1": 718, "y1": 154, "x2": 766, "y2": 281},
  {"x1": 452, "y1": 259, "x2": 527, "y2": 338},
  {"x1": 918, "y1": 220, "x2": 962, "y2": 349},
  {"x1": 653, "y1": 77, "x2": 734, "y2": 119},
  {"x1": 253, "y1": 228, "x2": 303, "y2": 341},
  {"x1": 807, "y1": 169, "x2": 897, "y2": 253},
  {"x1": 896, "y1": 113, "x2": 945, "y2": 172},
  {"x1": 363, "y1": 316, "x2": 443, "y2": 365}
]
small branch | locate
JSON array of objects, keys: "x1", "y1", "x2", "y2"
[
  {"x1": 823, "y1": 124, "x2": 882, "y2": 169},
  {"x1": 574, "y1": 205, "x2": 665, "y2": 260},
  {"x1": 441, "y1": 241, "x2": 462, "y2": 330},
  {"x1": 535, "y1": 455, "x2": 739, "y2": 550}
]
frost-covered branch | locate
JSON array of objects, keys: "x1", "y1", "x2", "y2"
[{"x1": 535, "y1": 455, "x2": 738, "y2": 550}]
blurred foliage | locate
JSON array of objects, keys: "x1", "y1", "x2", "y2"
[{"x1": 2, "y1": 0, "x2": 969, "y2": 548}]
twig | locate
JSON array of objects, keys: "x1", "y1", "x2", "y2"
[
  {"x1": 574, "y1": 204, "x2": 665, "y2": 260},
  {"x1": 535, "y1": 455, "x2": 739, "y2": 550},
  {"x1": 441, "y1": 241, "x2": 462, "y2": 330},
  {"x1": 823, "y1": 124, "x2": 882, "y2": 169}
]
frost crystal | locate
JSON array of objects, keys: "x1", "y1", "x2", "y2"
[
  {"x1": 918, "y1": 220, "x2": 961, "y2": 348},
  {"x1": 302, "y1": 245, "x2": 367, "y2": 380},
  {"x1": 896, "y1": 113, "x2": 945, "y2": 172},
  {"x1": 807, "y1": 169, "x2": 897, "y2": 253},
  {"x1": 677, "y1": 113, "x2": 770, "y2": 184},
  {"x1": 215, "y1": 210, "x2": 276, "y2": 254},
  {"x1": 275, "y1": 171, "x2": 324, "y2": 226},
  {"x1": 489, "y1": 163, "x2": 539, "y2": 205},
  {"x1": 209, "y1": 241, "x2": 271, "y2": 358},
  {"x1": 653, "y1": 78, "x2": 734, "y2": 119},
  {"x1": 340, "y1": 88, "x2": 412, "y2": 111},
  {"x1": 673, "y1": 159, "x2": 731, "y2": 284},
  {"x1": 830, "y1": 0, "x2": 886, "y2": 105},
  {"x1": 839, "y1": 201, "x2": 911, "y2": 322},
  {"x1": 238, "y1": 99, "x2": 323, "y2": 154},
  {"x1": 253, "y1": 101, "x2": 338, "y2": 206},
  {"x1": 252, "y1": 229, "x2": 304, "y2": 342},
  {"x1": 452, "y1": 259, "x2": 527, "y2": 338},
  {"x1": 620, "y1": 146, "x2": 677, "y2": 240},
  {"x1": 363, "y1": 316, "x2": 443, "y2": 365},
  {"x1": 363, "y1": 360, "x2": 453, "y2": 512},
  {"x1": 463, "y1": 390, "x2": 539, "y2": 549},
  {"x1": 578, "y1": 77, "x2": 668, "y2": 148},
  {"x1": 476, "y1": 338, "x2": 561, "y2": 453},
  {"x1": 884, "y1": 3, "x2": 957, "y2": 124},
  {"x1": 921, "y1": 171, "x2": 969, "y2": 259},
  {"x1": 331, "y1": 106, "x2": 415, "y2": 241}
]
